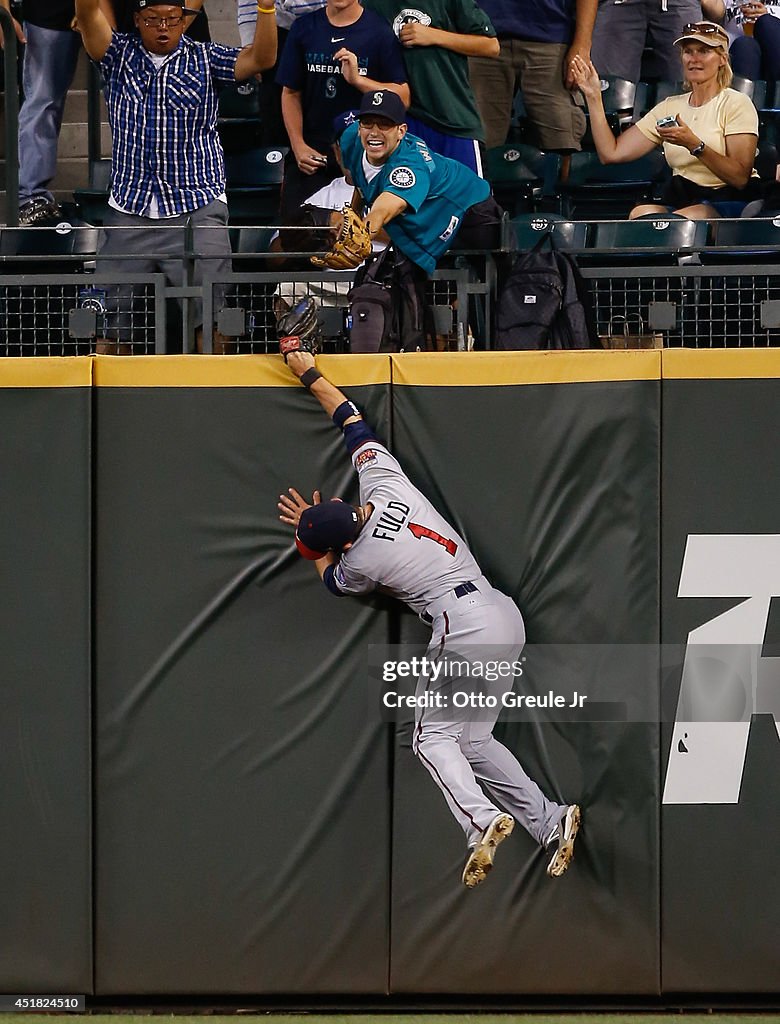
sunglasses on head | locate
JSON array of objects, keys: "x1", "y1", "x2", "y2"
[{"x1": 682, "y1": 22, "x2": 727, "y2": 37}]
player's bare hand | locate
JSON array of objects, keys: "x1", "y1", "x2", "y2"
[
  {"x1": 285, "y1": 349, "x2": 316, "y2": 377},
  {"x1": 334, "y1": 47, "x2": 360, "y2": 85},
  {"x1": 278, "y1": 487, "x2": 321, "y2": 527},
  {"x1": 399, "y1": 22, "x2": 436, "y2": 46},
  {"x1": 569, "y1": 54, "x2": 601, "y2": 102}
]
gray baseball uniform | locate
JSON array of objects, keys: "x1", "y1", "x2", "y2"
[{"x1": 330, "y1": 437, "x2": 564, "y2": 850}]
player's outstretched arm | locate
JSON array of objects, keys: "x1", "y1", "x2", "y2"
[{"x1": 286, "y1": 351, "x2": 362, "y2": 424}]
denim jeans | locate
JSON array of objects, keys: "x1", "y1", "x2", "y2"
[{"x1": 18, "y1": 22, "x2": 82, "y2": 204}]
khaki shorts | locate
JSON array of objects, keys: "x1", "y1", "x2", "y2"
[{"x1": 470, "y1": 38, "x2": 586, "y2": 152}]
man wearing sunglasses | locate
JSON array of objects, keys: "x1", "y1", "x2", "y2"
[{"x1": 73, "y1": 0, "x2": 277, "y2": 352}]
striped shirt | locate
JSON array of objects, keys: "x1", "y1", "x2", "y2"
[
  {"x1": 237, "y1": 0, "x2": 325, "y2": 38},
  {"x1": 100, "y1": 33, "x2": 238, "y2": 216}
]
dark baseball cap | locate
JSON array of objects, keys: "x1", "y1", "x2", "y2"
[
  {"x1": 295, "y1": 500, "x2": 361, "y2": 560},
  {"x1": 332, "y1": 109, "x2": 359, "y2": 143},
  {"x1": 136, "y1": 0, "x2": 201, "y2": 15},
  {"x1": 358, "y1": 90, "x2": 407, "y2": 126}
]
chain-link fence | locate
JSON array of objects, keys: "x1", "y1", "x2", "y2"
[
  {"x1": 583, "y1": 265, "x2": 780, "y2": 348},
  {"x1": 3, "y1": 222, "x2": 780, "y2": 352}
]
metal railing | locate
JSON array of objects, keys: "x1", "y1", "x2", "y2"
[
  {"x1": 2, "y1": 220, "x2": 780, "y2": 353},
  {"x1": 0, "y1": 224, "x2": 493, "y2": 354}
]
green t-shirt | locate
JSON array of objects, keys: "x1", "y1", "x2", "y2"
[{"x1": 362, "y1": 0, "x2": 495, "y2": 140}]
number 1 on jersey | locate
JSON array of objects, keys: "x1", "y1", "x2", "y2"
[{"x1": 408, "y1": 522, "x2": 458, "y2": 556}]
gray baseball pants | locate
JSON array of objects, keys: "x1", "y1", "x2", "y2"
[{"x1": 412, "y1": 576, "x2": 564, "y2": 849}]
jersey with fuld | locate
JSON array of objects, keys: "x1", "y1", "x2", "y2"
[{"x1": 332, "y1": 440, "x2": 481, "y2": 611}]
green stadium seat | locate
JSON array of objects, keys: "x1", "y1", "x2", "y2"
[
  {"x1": 225, "y1": 146, "x2": 288, "y2": 224},
  {"x1": 73, "y1": 159, "x2": 111, "y2": 226},
  {"x1": 508, "y1": 213, "x2": 590, "y2": 251},
  {"x1": 592, "y1": 215, "x2": 708, "y2": 264},
  {"x1": 218, "y1": 79, "x2": 264, "y2": 151},
  {"x1": 652, "y1": 80, "x2": 686, "y2": 104},
  {"x1": 732, "y1": 75, "x2": 767, "y2": 109},
  {"x1": 704, "y1": 215, "x2": 780, "y2": 263},
  {"x1": 485, "y1": 144, "x2": 561, "y2": 217},
  {"x1": 560, "y1": 149, "x2": 670, "y2": 218}
]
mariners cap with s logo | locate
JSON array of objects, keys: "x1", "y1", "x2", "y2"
[{"x1": 358, "y1": 90, "x2": 408, "y2": 126}]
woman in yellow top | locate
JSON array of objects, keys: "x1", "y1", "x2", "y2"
[{"x1": 570, "y1": 21, "x2": 761, "y2": 219}]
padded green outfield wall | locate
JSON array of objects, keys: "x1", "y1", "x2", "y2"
[
  {"x1": 0, "y1": 351, "x2": 777, "y2": 999},
  {"x1": 0, "y1": 359, "x2": 92, "y2": 994}
]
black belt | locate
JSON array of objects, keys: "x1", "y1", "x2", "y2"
[
  {"x1": 454, "y1": 581, "x2": 478, "y2": 599},
  {"x1": 421, "y1": 581, "x2": 479, "y2": 623}
]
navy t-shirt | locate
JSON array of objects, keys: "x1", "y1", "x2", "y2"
[
  {"x1": 477, "y1": 0, "x2": 576, "y2": 44},
  {"x1": 276, "y1": 6, "x2": 407, "y2": 149},
  {"x1": 22, "y1": 0, "x2": 75, "y2": 30}
]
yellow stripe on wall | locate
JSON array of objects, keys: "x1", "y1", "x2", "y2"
[
  {"x1": 3, "y1": 350, "x2": 778, "y2": 389},
  {"x1": 93, "y1": 354, "x2": 391, "y2": 387},
  {"x1": 390, "y1": 350, "x2": 662, "y2": 386},
  {"x1": 0, "y1": 356, "x2": 92, "y2": 388},
  {"x1": 663, "y1": 348, "x2": 780, "y2": 379}
]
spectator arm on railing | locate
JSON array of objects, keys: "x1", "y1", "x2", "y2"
[
  {"x1": 74, "y1": 0, "x2": 113, "y2": 60},
  {"x1": 0, "y1": 0, "x2": 25, "y2": 46},
  {"x1": 235, "y1": 1, "x2": 277, "y2": 78}
]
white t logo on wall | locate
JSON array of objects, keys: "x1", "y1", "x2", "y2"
[{"x1": 663, "y1": 535, "x2": 780, "y2": 805}]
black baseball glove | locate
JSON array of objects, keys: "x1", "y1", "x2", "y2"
[{"x1": 277, "y1": 296, "x2": 322, "y2": 361}]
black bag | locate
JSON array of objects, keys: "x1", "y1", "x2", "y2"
[
  {"x1": 348, "y1": 246, "x2": 433, "y2": 352},
  {"x1": 495, "y1": 233, "x2": 598, "y2": 350}
]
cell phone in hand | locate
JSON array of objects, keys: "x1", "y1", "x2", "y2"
[{"x1": 656, "y1": 115, "x2": 678, "y2": 129}]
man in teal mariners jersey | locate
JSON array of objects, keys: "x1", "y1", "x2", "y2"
[{"x1": 337, "y1": 89, "x2": 502, "y2": 275}]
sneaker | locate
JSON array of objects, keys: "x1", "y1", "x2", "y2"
[
  {"x1": 545, "y1": 804, "x2": 581, "y2": 878},
  {"x1": 18, "y1": 197, "x2": 63, "y2": 226},
  {"x1": 462, "y1": 812, "x2": 515, "y2": 888}
]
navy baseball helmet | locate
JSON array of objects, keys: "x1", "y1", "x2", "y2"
[
  {"x1": 295, "y1": 500, "x2": 360, "y2": 560},
  {"x1": 358, "y1": 90, "x2": 407, "y2": 126}
]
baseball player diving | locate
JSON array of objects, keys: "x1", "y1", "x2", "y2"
[{"x1": 277, "y1": 347, "x2": 581, "y2": 888}]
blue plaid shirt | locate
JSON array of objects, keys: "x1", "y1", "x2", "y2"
[{"x1": 100, "y1": 34, "x2": 239, "y2": 216}]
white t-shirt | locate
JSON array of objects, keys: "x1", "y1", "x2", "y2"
[{"x1": 721, "y1": 1, "x2": 780, "y2": 43}]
